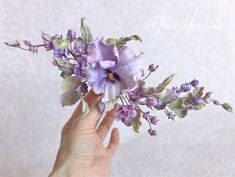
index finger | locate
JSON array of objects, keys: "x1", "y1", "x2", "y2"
[
  {"x1": 62, "y1": 90, "x2": 100, "y2": 130},
  {"x1": 73, "y1": 103, "x2": 101, "y2": 131}
]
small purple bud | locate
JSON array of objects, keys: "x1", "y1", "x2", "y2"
[
  {"x1": 148, "y1": 129, "x2": 157, "y2": 136},
  {"x1": 148, "y1": 64, "x2": 158, "y2": 72},
  {"x1": 192, "y1": 97, "x2": 203, "y2": 106},
  {"x1": 213, "y1": 100, "x2": 221, "y2": 105},
  {"x1": 154, "y1": 100, "x2": 166, "y2": 110},
  {"x1": 190, "y1": 79, "x2": 199, "y2": 87},
  {"x1": 203, "y1": 92, "x2": 212, "y2": 103},
  {"x1": 67, "y1": 29, "x2": 76, "y2": 42},
  {"x1": 150, "y1": 116, "x2": 158, "y2": 125},
  {"x1": 180, "y1": 83, "x2": 191, "y2": 92},
  {"x1": 146, "y1": 96, "x2": 157, "y2": 108}
]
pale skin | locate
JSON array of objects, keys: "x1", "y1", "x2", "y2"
[{"x1": 49, "y1": 91, "x2": 119, "y2": 177}]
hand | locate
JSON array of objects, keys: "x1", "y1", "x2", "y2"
[{"x1": 49, "y1": 91, "x2": 120, "y2": 177}]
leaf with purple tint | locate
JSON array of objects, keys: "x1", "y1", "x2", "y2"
[
  {"x1": 156, "y1": 74, "x2": 176, "y2": 93},
  {"x1": 193, "y1": 87, "x2": 204, "y2": 97},
  {"x1": 60, "y1": 90, "x2": 81, "y2": 107},
  {"x1": 61, "y1": 76, "x2": 80, "y2": 92},
  {"x1": 169, "y1": 98, "x2": 188, "y2": 118}
]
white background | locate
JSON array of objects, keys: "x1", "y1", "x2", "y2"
[{"x1": 0, "y1": 0, "x2": 235, "y2": 177}]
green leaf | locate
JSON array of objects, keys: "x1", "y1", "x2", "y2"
[
  {"x1": 52, "y1": 39, "x2": 69, "y2": 49},
  {"x1": 103, "y1": 98, "x2": 119, "y2": 112},
  {"x1": 156, "y1": 74, "x2": 176, "y2": 93},
  {"x1": 133, "y1": 109, "x2": 142, "y2": 133},
  {"x1": 82, "y1": 99, "x2": 90, "y2": 116},
  {"x1": 61, "y1": 76, "x2": 80, "y2": 93},
  {"x1": 194, "y1": 103, "x2": 206, "y2": 110},
  {"x1": 222, "y1": 103, "x2": 233, "y2": 113},
  {"x1": 106, "y1": 38, "x2": 118, "y2": 45},
  {"x1": 80, "y1": 17, "x2": 93, "y2": 42},
  {"x1": 60, "y1": 90, "x2": 80, "y2": 107},
  {"x1": 193, "y1": 87, "x2": 204, "y2": 97},
  {"x1": 107, "y1": 35, "x2": 142, "y2": 49},
  {"x1": 54, "y1": 57, "x2": 72, "y2": 68},
  {"x1": 121, "y1": 35, "x2": 142, "y2": 43},
  {"x1": 169, "y1": 98, "x2": 188, "y2": 118}
]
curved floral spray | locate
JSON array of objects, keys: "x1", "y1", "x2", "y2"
[{"x1": 5, "y1": 18, "x2": 233, "y2": 136}]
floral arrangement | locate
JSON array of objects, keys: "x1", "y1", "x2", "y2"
[{"x1": 5, "y1": 18, "x2": 233, "y2": 136}]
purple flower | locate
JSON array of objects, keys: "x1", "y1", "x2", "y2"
[
  {"x1": 164, "y1": 109, "x2": 175, "y2": 121},
  {"x1": 54, "y1": 48, "x2": 67, "y2": 58},
  {"x1": 115, "y1": 103, "x2": 137, "y2": 125},
  {"x1": 73, "y1": 42, "x2": 87, "y2": 58},
  {"x1": 86, "y1": 38, "x2": 142, "y2": 101}
]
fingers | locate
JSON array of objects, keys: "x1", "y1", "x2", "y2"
[
  {"x1": 97, "y1": 109, "x2": 115, "y2": 141},
  {"x1": 72, "y1": 103, "x2": 101, "y2": 131},
  {"x1": 106, "y1": 128, "x2": 119, "y2": 158},
  {"x1": 62, "y1": 90, "x2": 100, "y2": 130}
]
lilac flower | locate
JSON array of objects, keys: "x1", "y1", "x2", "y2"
[
  {"x1": 150, "y1": 116, "x2": 158, "y2": 125},
  {"x1": 74, "y1": 65, "x2": 86, "y2": 80},
  {"x1": 86, "y1": 38, "x2": 142, "y2": 102},
  {"x1": 115, "y1": 103, "x2": 137, "y2": 126},
  {"x1": 73, "y1": 39, "x2": 87, "y2": 58},
  {"x1": 143, "y1": 111, "x2": 150, "y2": 120},
  {"x1": 53, "y1": 48, "x2": 67, "y2": 58},
  {"x1": 164, "y1": 109, "x2": 175, "y2": 121}
]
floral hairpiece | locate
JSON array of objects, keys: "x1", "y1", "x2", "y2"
[{"x1": 5, "y1": 18, "x2": 233, "y2": 136}]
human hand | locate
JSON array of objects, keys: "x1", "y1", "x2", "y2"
[{"x1": 49, "y1": 91, "x2": 119, "y2": 177}]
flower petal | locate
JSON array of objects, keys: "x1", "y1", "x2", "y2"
[
  {"x1": 86, "y1": 67, "x2": 107, "y2": 83},
  {"x1": 87, "y1": 38, "x2": 119, "y2": 64},
  {"x1": 102, "y1": 82, "x2": 121, "y2": 102},
  {"x1": 99, "y1": 60, "x2": 115, "y2": 69},
  {"x1": 115, "y1": 66, "x2": 137, "y2": 90}
]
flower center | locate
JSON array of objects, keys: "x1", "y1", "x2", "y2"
[
  {"x1": 106, "y1": 70, "x2": 121, "y2": 82},
  {"x1": 108, "y1": 72, "x2": 114, "y2": 80}
]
